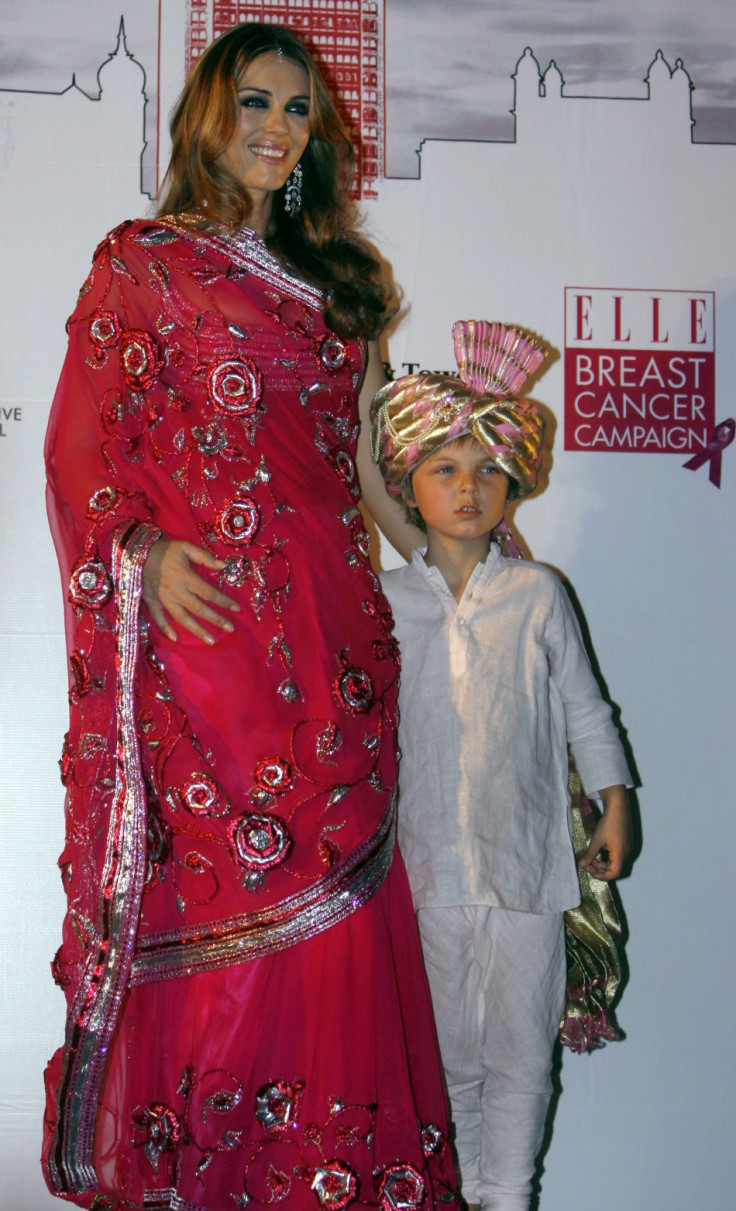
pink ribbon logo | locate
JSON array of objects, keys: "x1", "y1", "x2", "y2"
[{"x1": 682, "y1": 418, "x2": 735, "y2": 488}]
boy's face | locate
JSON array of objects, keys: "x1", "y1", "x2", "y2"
[{"x1": 405, "y1": 437, "x2": 509, "y2": 544}]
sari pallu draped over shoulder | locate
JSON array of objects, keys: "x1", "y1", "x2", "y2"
[{"x1": 44, "y1": 218, "x2": 457, "y2": 1209}]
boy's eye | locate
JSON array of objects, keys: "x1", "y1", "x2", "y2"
[{"x1": 479, "y1": 464, "x2": 498, "y2": 475}]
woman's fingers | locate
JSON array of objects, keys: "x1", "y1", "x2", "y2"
[{"x1": 143, "y1": 538, "x2": 240, "y2": 642}]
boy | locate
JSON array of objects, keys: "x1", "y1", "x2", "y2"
[{"x1": 371, "y1": 321, "x2": 632, "y2": 1211}]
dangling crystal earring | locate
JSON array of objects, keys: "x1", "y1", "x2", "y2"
[{"x1": 284, "y1": 162, "x2": 303, "y2": 217}]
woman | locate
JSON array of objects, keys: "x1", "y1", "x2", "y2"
[{"x1": 43, "y1": 23, "x2": 456, "y2": 1211}]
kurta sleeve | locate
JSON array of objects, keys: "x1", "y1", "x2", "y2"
[{"x1": 546, "y1": 579, "x2": 633, "y2": 795}]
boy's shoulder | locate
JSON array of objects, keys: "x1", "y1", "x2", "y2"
[
  {"x1": 497, "y1": 553, "x2": 568, "y2": 606},
  {"x1": 500, "y1": 552, "x2": 560, "y2": 584},
  {"x1": 379, "y1": 559, "x2": 416, "y2": 601},
  {"x1": 379, "y1": 561, "x2": 415, "y2": 587}
]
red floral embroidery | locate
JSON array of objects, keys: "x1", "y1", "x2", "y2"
[
  {"x1": 89, "y1": 310, "x2": 121, "y2": 347},
  {"x1": 253, "y1": 757, "x2": 294, "y2": 795},
  {"x1": 334, "y1": 657, "x2": 375, "y2": 715},
  {"x1": 319, "y1": 335, "x2": 347, "y2": 371},
  {"x1": 120, "y1": 328, "x2": 162, "y2": 390},
  {"x1": 69, "y1": 650, "x2": 93, "y2": 701},
  {"x1": 310, "y1": 1159, "x2": 359, "y2": 1207},
  {"x1": 254, "y1": 1080, "x2": 304, "y2": 1130},
  {"x1": 68, "y1": 555, "x2": 113, "y2": 609},
  {"x1": 328, "y1": 447, "x2": 356, "y2": 488},
  {"x1": 85, "y1": 485, "x2": 121, "y2": 518},
  {"x1": 348, "y1": 514, "x2": 371, "y2": 563},
  {"x1": 420, "y1": 1123, "x2": 444, "y2": 1157},
  {"x1": 169, "y1": 772, "x2": 231, "y2": 818},
  {"x1": 131, "y1": 1102, "x2": 182, "y2": 1172},
  {"x1": 229, "y1": 813, "x2": 292, "y2": 870},
  {"x1": 377, "y1": 1164, "x2": 426, "y2": 1210},
  {"x1": 217, "y1": 496, "x2": 261, "y2": 545},
  {"x1": 207, "y1": 357, "x2": 263, "y2": 416}
]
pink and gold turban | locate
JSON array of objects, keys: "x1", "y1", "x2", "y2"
[{"x1": 370, "y1": 320, "x2": 548, "y2": 499}]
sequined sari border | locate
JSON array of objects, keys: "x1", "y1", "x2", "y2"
[
  {"x1": 144, "y1": 1188, "x2": 208, "y2": 1211},
  {"x1": 130, "y1": 795, "x2": 396, "y2": 984},
  {"x1": 46, "y1": 522, "x2": 161, "y2": 1197},
  {"x1": 151, "y1": 215, "x2": 325, "y2": 310}
]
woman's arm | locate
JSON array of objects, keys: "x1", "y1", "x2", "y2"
[{"x1": 355, "y1": 341, "x2": 423, "y2": 563}]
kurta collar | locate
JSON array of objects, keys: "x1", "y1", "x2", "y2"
[{"x1": 409, "y1": 542, "x2": 503, "y2": 605}]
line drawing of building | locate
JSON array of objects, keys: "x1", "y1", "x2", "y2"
[
  {"x1": 510, "y1": 46, "x2": 695, "y2": 144},
  {"x1": 183, "y1": 0, "x2": 383, "y2": 198}
]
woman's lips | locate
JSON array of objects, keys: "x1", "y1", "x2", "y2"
[{"x1": 249, "y1": 143, "x2": 289, "y2": 161}]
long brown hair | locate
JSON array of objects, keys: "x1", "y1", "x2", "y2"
[{"x1": 156, "y1": 24, "x2": 390, "y2": 339}]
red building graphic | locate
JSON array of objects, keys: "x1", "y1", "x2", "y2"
[{"x1": 186, "y1": 0, "x2": 383, "y2": 198}]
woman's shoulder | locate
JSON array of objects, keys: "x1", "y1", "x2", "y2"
[{"x1": 92, "y1": 216, "x2": 199, "y2": 261}]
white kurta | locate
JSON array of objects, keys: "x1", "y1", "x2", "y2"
[{"x1": 381, "y1": 544, "x2": 632, "y2": 914}]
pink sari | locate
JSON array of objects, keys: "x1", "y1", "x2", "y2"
[{"x1": 43, "y1": 217, "x2": 457, "y2": 1210}]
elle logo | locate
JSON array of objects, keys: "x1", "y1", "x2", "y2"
[
  {"x1": 564, "y1": 287, "x2": 715, "y2": 453},
  {"x1": 571, "y1": 291, "x2": 712, "y2": 349}
]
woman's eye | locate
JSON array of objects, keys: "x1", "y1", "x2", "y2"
[
  {"x1": 240, "y1": 95, "x2": 268, "y2": 108},
  {"x1": 287, "y1": 102, "x2": 310, "y2": 116}
]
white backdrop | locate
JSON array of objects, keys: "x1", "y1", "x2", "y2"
[{"x1": 1, "y1": 4, "x2": 734, "y2": 1209}]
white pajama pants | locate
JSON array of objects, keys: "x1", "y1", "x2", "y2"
[{"x1": 417, "y1": 905, "x2": 566, "y2": 1211}]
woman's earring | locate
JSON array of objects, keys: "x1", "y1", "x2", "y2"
[{"x1": 284, "y1": 162, "x2": 303, "y2": 217}]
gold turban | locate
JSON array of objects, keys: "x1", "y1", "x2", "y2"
[{"x1": 370, "y1": 320, "x2": 547, "y2": 499}]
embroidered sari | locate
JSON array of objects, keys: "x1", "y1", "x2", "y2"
[{"x1": 43, "y1": 218, "x2": 457, "y2": 1210}]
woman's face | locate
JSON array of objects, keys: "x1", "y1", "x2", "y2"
[{"x1": 217, "y1": 52, "x2": 311, "y2": 232}]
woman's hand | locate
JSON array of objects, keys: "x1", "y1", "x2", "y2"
[{"x1": 143, "y1": 539, "x2": 240, "y2": 644}]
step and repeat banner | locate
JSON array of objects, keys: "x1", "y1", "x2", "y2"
[{"x1": 1, "y1": 2, "x2": 734, "y2": 1207}]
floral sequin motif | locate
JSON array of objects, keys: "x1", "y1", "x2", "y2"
[
  {"x1": 254, "y1": 1080, "x2": 304, "y2": 1130},
  {"x1": 217, "y1": 495, "x2": 260, "y2": 545},
  {"x1": 253, "y1": 757, "x2": 294, "y2": 795},
  {"x1": 347, "y1": 515, "x2": 371, "y2": 565},
  {"x1": 319, "y1": 335, "x2": 348, "y2": 371},
  {"x1": 377, "y1": 1164, "x2": 426, "y2": 1210},
  {"x1": 119, "y1": 328, "x2": 162, "y2": 391},
  {"x1": 69, "y1": 650, "x2": 95, "y2": 701},
  {"x1": 328, "y1": 447, "x2": 356, "y2": 490},
  {"x1": 420, "y1": 1124, "x2": 444, "y2": 1158},
  {"x1": 207, "y1": 357, "x2": 263, "y2": 416},
  {"x1": 131, "y1": 1102, "x2": 182, "y2": 1173},
  {"x1": 310, "y1": 1159, "x2": 359, "y2": 1208},
  {"x1": 229, "y1": 813, "x2": 292, "y2": 871},
  {"x1": 145, "y1": 800, "x2": 170, "y2": 891},
  {"x1": 89, "y1": 310, "x2": 121, "y2": 348},
  {"x1": 334, "y1": 657, "x2": 375, "y2": 715},
  {"x1": 193, "y1": 420, "x2": 229, "y2": 456},
  {"x1": 316, "y1": 723, "x2": 342, "y2": 765},
  {"x1": 68, "y1": 555, "x2": 113, "y2": 609},
  {"x1": 169, "y1": 772, "x2": 231, "y2": 818},
  {"x1": 86, "y1": 485, "x2": 121, "y2": 519}
]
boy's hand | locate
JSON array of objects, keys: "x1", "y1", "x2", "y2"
[{"x1": 578, "y1": 785, "x2": 632, "y2": 881}]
